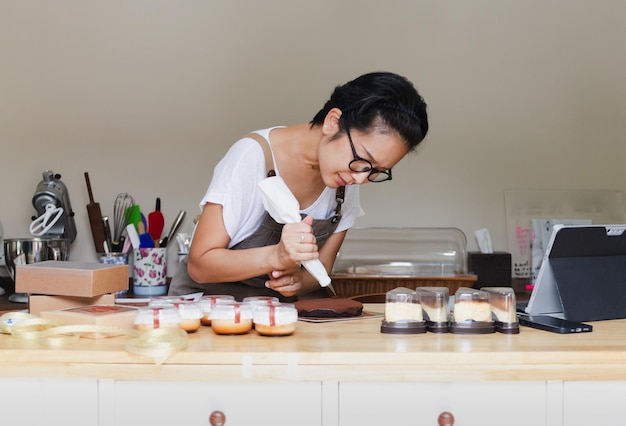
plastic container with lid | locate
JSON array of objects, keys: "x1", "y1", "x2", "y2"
[
  {"x1": 482, "y1": 287, "x2": 519, "y2": 334},
  {"x1": 450, "y1": 287, "x2": 495, "y2": 334},
  {"x1": 253, "y1": 302, "x2": 298, "y2": 336},
  {"x1": 209, "y1": 302, "x2": 254, "y2": 335},
  {"x1": 330, "y1": 227, "x2": 477, "y2": 300},
  {"x1": 416, "y1": 286, "x2": 450, "y2": 333},
  {"x1": 198, "y1": 295, "x2": 236, "y2": 325},
  {"x1": 380, "y1": 286, "x2": 426, "y2": 334},
  {"x1": 134, "y1": 306, "x2": 181, "y2": 331}
]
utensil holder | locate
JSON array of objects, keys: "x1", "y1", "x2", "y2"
[{"x1": 133, "y1": 247, "x2": 167, "y2": 296}]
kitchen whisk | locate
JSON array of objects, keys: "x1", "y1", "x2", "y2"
[{"x1": 112, "y1": 192, "x2": 135, "y2": 251}]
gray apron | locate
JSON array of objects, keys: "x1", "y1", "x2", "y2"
[{"x1": 168, "y1": 133, "x2": 345, "y2": 302}]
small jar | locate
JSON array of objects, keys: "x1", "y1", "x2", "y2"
[
  {"x1": 253, "y1": 302, "x2": 298, "y2": 336},
  {"x1": 148, "y1": 300, "x2": 203, "y2": 333},
  {"x1": 209, "y1": 302, "x2": 254, "y2": 335},
  {"x1": 381, "y1": 287, "x2": 425, "y2": 334},
  {"x1": 198, "y1": 295, "x2": 235, "y2": 326},
  {"x1": 134, "y1": 306, "x2": 181, "y2": 332}
]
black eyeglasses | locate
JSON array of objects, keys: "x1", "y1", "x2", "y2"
[{"x1": 346, "y1": 129, "x2": 392, "y2": 183}]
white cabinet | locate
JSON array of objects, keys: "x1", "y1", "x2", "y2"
[
  {"x1": 338, "y1": 381, "x2": 548, "y2": 426},
  {"x1": 111, "y1": 381, "x2": 323, "y2": 426},
  {"x1": 0, "y1": 378, "x2": 99, "y2": 426},
  {"x1": 563, "y1": 381, "x2": 626, "y2": 425}
]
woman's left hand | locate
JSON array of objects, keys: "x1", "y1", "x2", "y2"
[{"x1": 265, "y1": 266, "x2": 302, "y2": 297}]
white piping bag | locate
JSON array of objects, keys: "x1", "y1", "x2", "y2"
[{"x1": 258, "y1": 176, "x2": 333, "y2": 289}]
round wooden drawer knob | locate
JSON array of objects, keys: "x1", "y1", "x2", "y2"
[
  {"x1": 438, "y1": 411, "x2": 455, "y2": 426},
  {"x1": 209, "y1": 410, "x2": 226, "y2": 425}
]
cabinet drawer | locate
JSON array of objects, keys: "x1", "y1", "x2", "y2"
[
  {"x1": 339, "y1": 382, "x2": 547, "y2": 426},
  {"x1": 564, "y1": 381, "x2": 626, "y2": 425},
  {"x1": 0, "y1": 378, "x2": 98, "y2": 426},
  {"x1": 113, "y1": 381, "x2": 322, "y2": 426}
]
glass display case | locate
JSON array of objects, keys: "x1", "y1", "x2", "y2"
[{"x1": 330, "y1": 227, "x2": 477, "y2": 301}]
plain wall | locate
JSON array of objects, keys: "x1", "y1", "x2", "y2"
[{"x1": 1, "y1": 1, "x2": 625, "y2": 276}]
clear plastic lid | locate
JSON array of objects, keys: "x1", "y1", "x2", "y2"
[
  {"x1": 208, "y1": 301, "x2": 254, "y2": 321},
  {"x1": 331, "y1": 227, "x2": 469, "y2": 277},
  {"x1": 482, "y1": 287, "x2": 518, "y2": 324},
  {"x1": 253, "y1": 302, "x2": 298, "y2": 326},
  {"x1": 152, "y1": 293, "x2": 203, "y2": 303},
  {"x1": 416, "y1": 287, "x2": 449, "y2": 323},
  {"x1": 198, "y1": 295, "x2": 236, "y2": 313},
  {"x1": 452, "y1": 287, "x2": 492, "y2": 323},
  {"x1": 148, "y1": 298, "x2": 177, "y2": 308},
  {"x1": 243, "y1": 296, "x2": 280, "y2": 309},
  {"x1": 152, "y1": 301, "x2": 203, "y2": 320},
  {"x1": 384, "y1": 287, "x2": 423, "y2": 322},
  {"x1": 134, "y1": 306, "x2": 181, "y2": 326}
]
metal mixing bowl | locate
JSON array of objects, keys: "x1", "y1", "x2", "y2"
[{"x1": 3, "y1": 237, "x2": 71, "y2": 282}]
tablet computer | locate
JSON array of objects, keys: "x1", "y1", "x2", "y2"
[{"x1": 525, "y1": 224, "x2": 626, "y2": 322}]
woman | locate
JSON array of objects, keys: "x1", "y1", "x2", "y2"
[{"x1": 169, "y1": 71, "x2": 429, "y2": 301}]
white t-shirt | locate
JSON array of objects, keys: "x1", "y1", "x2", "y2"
[{"x1": 200, "y1": 127, "x2": 364, "y2": 248}]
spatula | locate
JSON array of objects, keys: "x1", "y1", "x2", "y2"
[
  {"x1": 125, "y1": 205, "x2": 142, "y2": 231},
  {"x1": 148, "y1": 197, "x2": 165, "y2": 244},
  {"x1": 137, "y1": 221, "x2": 155, "y2": 248}
]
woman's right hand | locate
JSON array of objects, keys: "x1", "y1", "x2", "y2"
[{"x1": 275, "y1": 215, "x2": 318, "y2": 269}]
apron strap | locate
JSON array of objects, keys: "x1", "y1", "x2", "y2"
[
  {"x1": 245, "y1": 132, "x2": 276, "y2": 177},
  {"x1": 333, "y1": 185, "x2": 345, "y2": 223}
]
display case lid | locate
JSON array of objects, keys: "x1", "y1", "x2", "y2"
[{"x1": 331, "y1": 227, "x2": 469, "y2": 277}]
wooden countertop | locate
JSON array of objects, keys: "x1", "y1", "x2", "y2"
[{"x1": 1, "y1": 304, "x2": 625, "y2": 383}]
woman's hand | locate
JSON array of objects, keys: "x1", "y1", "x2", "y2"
[
  {"x1": 265, "y1": 266, "x2": 303, "y2": 297},
  {"x1": 274, "y1": 215, "x2": 319, "y2": 268},
  {"x1": 266, "y1": 215, "x2": 317, "y2": 296}
]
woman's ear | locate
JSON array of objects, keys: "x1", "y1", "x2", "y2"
[{"x1": 322, "y1": 108, "x2": 342, "y2": 136}]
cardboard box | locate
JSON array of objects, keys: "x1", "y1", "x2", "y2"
[
  {"x1": 40, "y1": 304, "x2": 138, "y2": 339},
  {"x1": 29, "y1": 293, "x2": 116, "y2": 316},
  {"x1": 16, "y1": 261, "x2": 128, "y2": 297}
]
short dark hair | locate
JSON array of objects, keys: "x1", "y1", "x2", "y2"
[{"x1": 311, "y1": 71, "x2": 428, "y2": 151}]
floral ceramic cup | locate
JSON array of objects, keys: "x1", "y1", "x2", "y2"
[{"x1": 133, "y1": 248, "x2": 167, "y2": 296}]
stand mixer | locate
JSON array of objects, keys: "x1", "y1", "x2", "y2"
[
  {"x1": 3, "y1": 170, "x2": 77, "y2": 303},
  {"x1": 30, "y1": 170, "x2": 77, "y2": 243}
]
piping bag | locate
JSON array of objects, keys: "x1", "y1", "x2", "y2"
[{"x1": 258, "y1": 176, "x2": 335, "y2": 295}]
